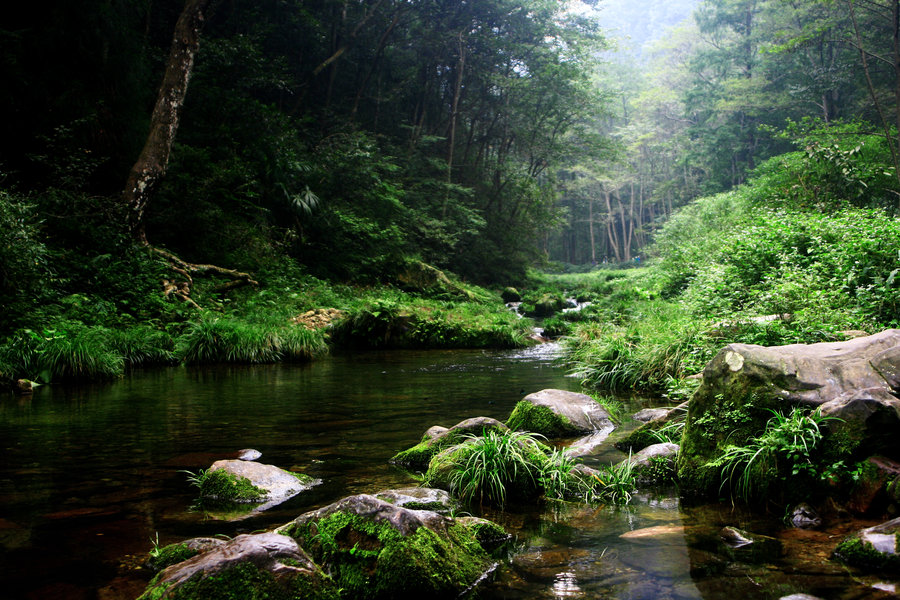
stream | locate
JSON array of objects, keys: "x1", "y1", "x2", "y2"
[{"x1": 0, "y1": 344, "x2": 892, "y2": 599}]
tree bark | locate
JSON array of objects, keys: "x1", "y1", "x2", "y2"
[{"x1": 123, "y1": 0, "x2": 211, "y2": 244}]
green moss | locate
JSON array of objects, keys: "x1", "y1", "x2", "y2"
[
  {"x1": 291, "y1": 471, "x2": 315, "y2": 485},
  {"x1": 148, "y1": 543, "x2": 198, "y2": 572},
  {"x1": 198, "y1": 469, "x2": 267, "y2": 503},
  {"x1": 457, "y1": 518, "x2": 510, "y2": 553},
  {"x1": 401, "y1": 501, "x2": 449, "y2": 512},
  {"x1": 638, "y1": 456, "x2": 677, "y2": 485},
  {"x1": 615, "y1": 420, "x2": 668, "y2": 453},
  {"x1": 389, "y1": 441, "x2": 435, "y2": 469},
  {"x1": 138, "y1": 561, "x2": 339, "y2": 600},
  {"x1": 834, "y1": 536, "x2": 900, "y2": 572},
  {"x1": 289, "y1": 511, "x2": 493, "y2": 599},
  {"x1": 505, "y1": 401, "x2": 574, "y2": 437}
]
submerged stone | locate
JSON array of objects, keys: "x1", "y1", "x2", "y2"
[
  {"x1": 789, "y1": 503, "x2": 822, "y2": 529},
  {"x1": 719, "y1": 526, "x2": 783, "y2": 563},
  {"x1": 506, "y1": 388, "x2": 614, "y2": 438}
]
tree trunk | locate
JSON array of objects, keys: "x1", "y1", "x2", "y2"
[
  {"x1": 588, "y1": 197, "x2": 596, "y2": 264},
  {"x1": 444, "y1": 31, "x2": 467, "y2": 218},
  {"x1": 122, "y1": 0, "x2": 211, "y2": 244}
]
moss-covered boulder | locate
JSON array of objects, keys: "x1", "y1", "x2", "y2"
[
  {"x1": 506, "y1": 389, "x2": 614, "y2": 438},
  {"x1": 148, "y1": 537, "x2": 225, "y2": 572},
  {"x1": 834, "y1": 516, "x2": 900, "y2": 572},
  {"x1": 676, "y1": 330, "x2": 900, "y2": 495},
  {"x1": 390, "y1": 416, "x2": 509, "y2": 470},
  {"x1": 137, "y1": 532, "x2": 338, "y2": 600},
  {"x1": 501, "y1": 287, "x2": 521, "y2": 303},
  {"x1": 278, "y1": 494, "x2": 503, "y2": 599},
  {"x1": 201, "y1": 460, "x2": 319, "y2": 505},
  {"x1": 524, "y1": 293, "x2": 566, "y2": 317}
]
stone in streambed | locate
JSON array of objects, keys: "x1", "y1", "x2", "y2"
[
  {"x1": 677, "y1": 330, "x2": 900, "y2": 495},
  {"x1": 834, "y1": 516, "x2": 900, "y2": 572},
  {"x1": 200, "y1": 459, "x2": 320, "y2": 510},
  {"x1": 506, "y1": 389, "x2": 614, "y2": 438},
  {"x1": 278, "y1": 493, "x2": 504, "y2": 599}
]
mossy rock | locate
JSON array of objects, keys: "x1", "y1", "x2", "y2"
[
  {"x1": 197, "y1": 468, "x2": 268, "y2": 504},
  {"x1": 524, "y1": 293, "x2": 566, "y2": 317},
  {"x1": 137, "y1": 532, "x2": 338, "y2": 600},
  {"x1": 834, "y1": 516, "x2": 900, "y2": 572},
  {"x1": 506, "y1": 389, "x2": 613, "y2": 438},
  {"x1": 390, "y1": 417, "x2": 509, "y2": 470},
  {"x1": 677, "y1": 331, "x2": 900, "y2": 497},
  {"x1": 279, "y1": 494, "x2": 501, "y2": 599},
  {"x1": 501, "y1": 287, "x2": 521, "y2": 303}
]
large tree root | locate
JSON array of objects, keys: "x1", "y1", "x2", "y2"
[{"x1": 153, "y1": 246, "x2": 258, "y2": 309}]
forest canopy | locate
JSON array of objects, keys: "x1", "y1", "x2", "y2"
[{"x1": 0, "y1": 0, "x2": 898, "y2": 342}]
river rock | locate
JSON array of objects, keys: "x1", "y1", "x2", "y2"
[
  {"x1": 834, "y1": 516, "x2": 900, "y2": 571},
  {"x1": 789, "y1": 503, "x2": 822, "y2": 529},
  {"x1": 137, "y1": 532, "x2": 336, "y2": 600},
  {"x1": 390, "y1": 416, "x2": 509, "y2": 470},
  {"x1": 630, "y1": 442, "x2": 679, "y2": 484},
  {"x1": 501, "y1": 287, "x2": 521, "y2": 303},
  {"x1": 374, "y1": 487, "x2": 455, "y2": 514},
  {"x1": 846, "y1": 456, "x2": 900, "y2": 515},
  {"x1": 204, "y1": 459, "x2": 319, "y2": 507},
  {"x1": 719, "y1": 526, "x2": 783, "y2": 563},
  {"x1": 564, "y1": 430, "x2": 614, "y2": 458},
  {"x1": 147, "y1": 537, "x2": 226, "y2": 571},
  {"x1": 505, "y1": 389, "x2": 614, "y2": 437},
  {"x1": 278, "y1": 493, "x2": 503, "y2": 598},
  {"x1": 677, "y1": 330, "x2": 900, "y2": 494},
  {"x1": 633, "y1": 407, "x2": 671, "y2": 422},
  {"x1": 616, "y1": 402, "x2": 689, "y2": 453}
]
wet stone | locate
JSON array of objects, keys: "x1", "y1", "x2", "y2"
[{"x1": 790, "y1": 503, "x2": 822, "y2": 529}]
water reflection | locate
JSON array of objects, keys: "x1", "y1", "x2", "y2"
[{"x1": 0, "y1": 347, "x2": 894, "y2": 600}]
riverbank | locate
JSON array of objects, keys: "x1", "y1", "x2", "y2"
[{"x1": 0, "y1": 261, "x2": 535, "y2": 388}]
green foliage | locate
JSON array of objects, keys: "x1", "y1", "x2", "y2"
[
  {"x1": 0, "y1": 190, "x2": 49, "y2": 318},
  {"x1": 706, "y1": 408, "x2": 834, "y2": 504},
  {"x1": 177, "y1": 315, "x2": 326, "y2": 365},
  {"x1": 445, "y1": 430, "x2": 551, "y2": 506},
  {"x1": 332, "y1": 292, "x2": 531, "y2": 350},
  {"x1": 580, "y1": 456, "x2": 637, "y2": 505}
]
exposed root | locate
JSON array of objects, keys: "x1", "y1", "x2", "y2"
[{"x1": 153, "y1": 246, "x2": 258, "y2": 309}]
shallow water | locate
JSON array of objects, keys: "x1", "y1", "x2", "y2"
[{"x1": 0, "y1": 345, "x2": 894, "y2": 599}]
